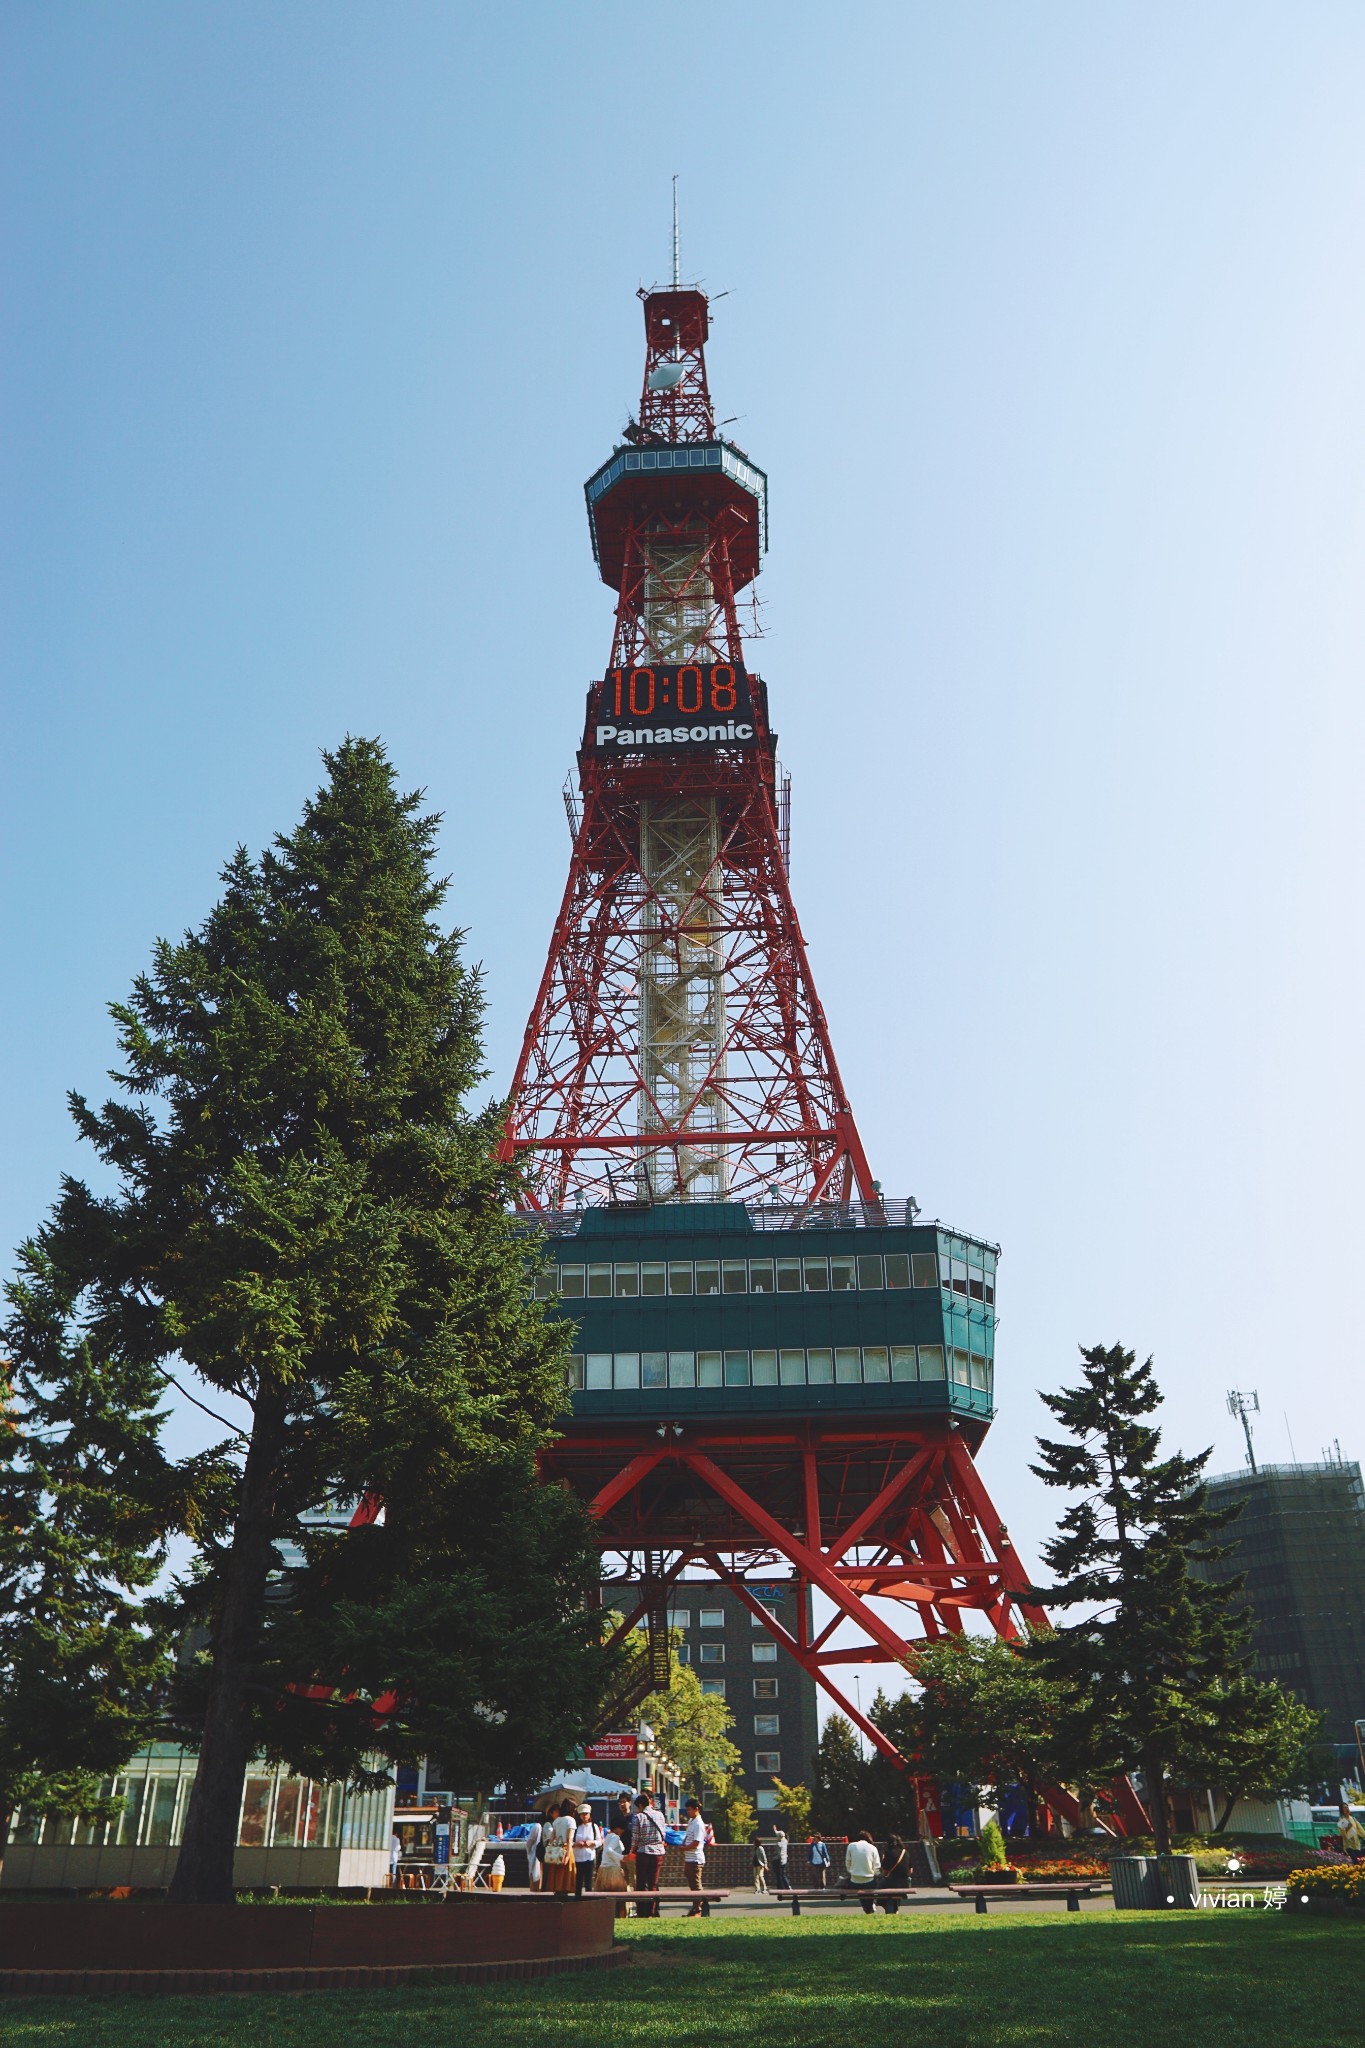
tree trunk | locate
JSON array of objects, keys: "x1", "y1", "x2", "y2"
[
  {"x1": 1145, "y1": 1748, "x2": 1171, "y2": 1858},
  {"x1": 1214, "y1": 1793, "x2": 1236, "y2": 1834},
  {"x1": 0, "y1": 1798, "x2": 12, "y2": 1889},
  {"x1": 167, "y1": 1388, "x2": 285, "y2": 1905}
]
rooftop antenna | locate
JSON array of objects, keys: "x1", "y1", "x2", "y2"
[
  {"x1": 1227, "y1": 1389, "x2": 1260, "y2": 1473},
  {"x1": 671, "y1": 173, "x2": 680, "y2": 289}
]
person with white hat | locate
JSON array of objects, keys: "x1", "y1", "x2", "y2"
[{"x1": 573, "y1": 1802, "x2": 603, "y2": 1895}]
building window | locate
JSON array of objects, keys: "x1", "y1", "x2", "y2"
[
  {"x1": 754, "y1": 1715, "x2": 780, "y2": 1735},
  {"x1": 667, "y1": 1609, "x2": 691, "y2": 1630},
  {"x1": 676, "y1": 1644, "x2": 691, "y2": 1663},
  {"x1": 753, "y1": 1678, "x2": 778, "y2": 1699},
  {"x1": 752, "y1": 1642, "x2": 777, "y2": 1663},
  {"x1": 699, "y1": 1608, "x2": 725, "y2": 1629},
  {"x1": 551, "y1": 1248, "x2": 992, "y2": 1303},
  {"x1": 701, "y1": 1680, "x2": 726, "y2": 1697},
  {"x1": 699, "y1": 1643, "x2": 725, "y2": 1665},
  {"x1": 756, "y1": 1789, "x2": 779, "y2": 1810},
  {"x1": 754, "y1": 1751, "x2": 781, "y2": 1774}
]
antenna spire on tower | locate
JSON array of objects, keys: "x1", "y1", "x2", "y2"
[{"x1": 672, "y1": 173, "x2": 680, "y2": 288}]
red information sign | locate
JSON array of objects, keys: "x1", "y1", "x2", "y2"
[{"x1": 584, "y1": 1734, "x2": 639, "y2": 1763}]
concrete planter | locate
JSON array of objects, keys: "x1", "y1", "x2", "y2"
[{"x1": 0, "y1": 1894, "x2": 619, "y2": 1984}]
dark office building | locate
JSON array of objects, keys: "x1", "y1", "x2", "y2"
[
  {"x1": 610, "y1": 1579, "x2": 821, "y2": 1809},
  {"x1": 1199, "y1": 1459, "x2": 1365, "y2": 1744}
]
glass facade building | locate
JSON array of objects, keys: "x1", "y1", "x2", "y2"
[{"x1": 1199, "y1": 1459, "x2": 1365, "y2": 1745}]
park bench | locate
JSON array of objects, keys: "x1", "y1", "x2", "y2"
[
  {"x1": 769, "y1": 1887, "x2": 918, "y2": 1917},
  {"x1": 617, "y1": 1887, "x2": 730, "y2": 1918},
  {"x1": 951, "y1": 1882, "x2": 1107, "y2": 1914}
]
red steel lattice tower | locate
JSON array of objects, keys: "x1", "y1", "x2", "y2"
[
  {"x1": 501, "y1": 264, "x2": 1143, "y2": 1836},
  {"x1": 499, "y1": 281, "x2": 873, "y2": 1213}
]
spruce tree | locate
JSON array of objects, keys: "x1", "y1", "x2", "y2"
[
  {"x1": 810, "y1": 1712, "x2": 866, "y2": 1835},
  {"x1": 8, "y1": 741, "x2": 606, "y2": 1902},
  {"x1": 0, "y1": 1252, "x2": 195, "y2": 1865},
  {"x1": 1027, "y1": 1342, "x2": 1252, "y2": 1855}
]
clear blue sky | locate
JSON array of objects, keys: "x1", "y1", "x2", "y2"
[{"x1": 5, "y1": 3, "x2": 1365, "y2": 1597}]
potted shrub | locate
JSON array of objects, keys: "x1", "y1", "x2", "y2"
[{"x1": 972, "y1": 1820, "x2": 1022, "y2": 1885}]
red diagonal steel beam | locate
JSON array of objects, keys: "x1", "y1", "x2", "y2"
[
  {"x1": 825, "y1": 1447, "x2": 936, "y2": 1566},
  {"x1": 591, "y1": 1450, "x2": 667, "y2": 1519},
  {"x1": 679, "y1": 1450, "x2": 913, "y2": 1667}
]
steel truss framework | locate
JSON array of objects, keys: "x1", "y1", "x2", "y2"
[
  {"x1": 500, "y1": 741, "x2": 874, "y2": 1210},
  {"x1": 557, "y1": 1420, "x2": 1149, "y2": 1836}
]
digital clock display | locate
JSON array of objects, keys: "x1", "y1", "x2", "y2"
[{"x1": 584, "y1": 663, "x2": 757, "y2": 753}]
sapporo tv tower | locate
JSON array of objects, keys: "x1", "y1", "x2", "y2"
[{"x1": 499, "y1": 222, "x2": 1134, "y2": 1830}]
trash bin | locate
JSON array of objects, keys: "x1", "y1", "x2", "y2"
[
  {"x1": 1155, "y1": 1854, "x2": 1200, "y2": 1910},
  {"x1": 1110, "y1": 1855, "x2": 1155, "y2": 1910}
]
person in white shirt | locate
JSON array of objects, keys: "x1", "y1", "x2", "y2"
[
  {"x1": 573, "y1": 1804, "x2": 603, "y2": 1895},
  {"x1": 845, "y1": 1830, "x2": 882, "y2": 1913},
  {"x1": 681, "y1": 1797, "x2": 708, "y2": 1916}
]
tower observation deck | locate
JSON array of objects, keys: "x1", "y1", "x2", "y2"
[{"x1": 500, "y1": 264, "x2": 1139, "y2": 1833}]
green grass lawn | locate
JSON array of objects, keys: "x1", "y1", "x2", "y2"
[{"x1": 3, "y1": 1913, "x2": 1360, "y2": 2048}]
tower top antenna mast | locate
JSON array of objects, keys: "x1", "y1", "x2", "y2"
[
  {"x1": 672, "y1": 173, "x2": 680, "y2": 288},
  {"x1": 1227, "y1": 1388, "x2": 1260, "y2": 1472}
]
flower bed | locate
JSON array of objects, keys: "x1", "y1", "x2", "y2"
[{"x1": 1285, "y1": 1865, "x2": 1365, "y2": 1912}]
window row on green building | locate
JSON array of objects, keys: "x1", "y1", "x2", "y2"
[
  {"x1": 538, "y1": 1250, "x2": 994, "y2": 1304},
  {"x1": 569, "y1": 1343, "x2": 992, "y2": 1391}
]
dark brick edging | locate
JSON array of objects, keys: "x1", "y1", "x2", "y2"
[{"x1": 0, "y1": 1944, "x2": 631, "y2": 1998}]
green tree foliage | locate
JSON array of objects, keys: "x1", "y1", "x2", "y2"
[
  {"x1": 811, "y1": 1712, "x2": 865, "y2": 1835},
  {"x1": 977, "y1": 1817, "x2": 1008, "y2": 1869},
  {"x1": 910, "y1": 1637, "x2": 1079, "y2": 1833},
  {"x1": 770, "y1": 1778, "x2": 813, "y2": 1836},
  {"x1": 639, "y1": 1655, "x2": 741, "y2": 1797},
  {"x1": 10, "y1": 741, "x2": 607, "y2": 1902},
  {"x1": 859, "y1": 1692, "x2": 928, "y2": 1840},
  {"x1": 1027, "y1": 1342, "x2": 1254, "y2": 1855},
  {"x1": 710, "y1": 1780, "x2": 756, "y2": 1844},
  {"x1": 0, "y1": 1266, "x2": 204, "y2": 1863},
  {"x1": 1173, "y1": 1678, "x2": 1329, "y2": 1832}
]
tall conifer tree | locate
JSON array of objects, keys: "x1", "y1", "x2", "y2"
[
  {"x1": 0, "y1": 1253, "x2": 194, "y2": 1866},
  {"x1": 8, "y1": 741, "x2": 606, "y2": 1902},
  {"x1": 1027, "y1": 1342, "x2": 1252, "y2": 1854}
]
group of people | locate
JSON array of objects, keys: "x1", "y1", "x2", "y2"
[
  {"x1": 518, "y1": 1800, "x2": 915, "y2": 1916},
  {"x1": 523, "y1": 1789, "x2": 711, "y2": 1916},
  {"x1": 753, "y1": 1829, "x2": 911, "y2": 1910}
]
